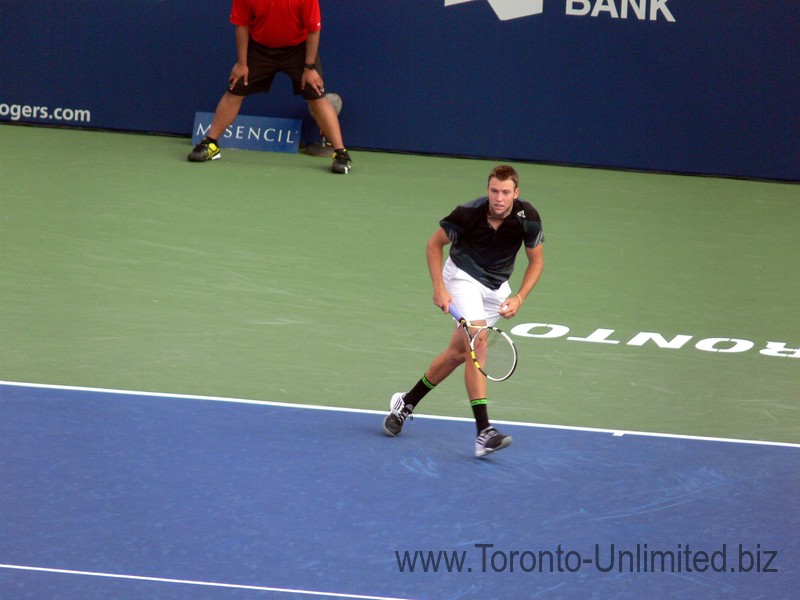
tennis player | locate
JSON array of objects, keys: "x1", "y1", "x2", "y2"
[{"x1": 384, "y1": 165, "x2": 544, "y2": 457}]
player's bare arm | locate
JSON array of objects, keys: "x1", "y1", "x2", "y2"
[
  {"x1": 500, "y1": 244, "x2": 544, "y2": 318},
  {"x1": 301, "y1": 31, "x2": 324, "y2": 94},
  {"x1": 427, "y1": 227, "x2": 452, "y2": 312},
  {"x1": 229, "y1": 25, "x2": 251, "y2": 88}
]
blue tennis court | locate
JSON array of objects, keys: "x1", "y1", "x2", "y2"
[{"x1": 1, "y1": 381, "x2": 797, "y2": 599}]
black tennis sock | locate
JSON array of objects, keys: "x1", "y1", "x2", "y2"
[
  {"x1": 404, "y1": 374, "x2": 436, "y2": 408},
  {"x1": 470, "y1": 399, "x2": 490, "y2": 433}
]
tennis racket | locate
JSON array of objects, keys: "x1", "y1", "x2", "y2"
[{"x1": 449, "y1": 304, "x2": 518, "y2": 382}]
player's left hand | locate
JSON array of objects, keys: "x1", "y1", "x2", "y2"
[
  {"x1": 302, "y1": 70, "x2": 325, "y2": 96},
  {"x1": 499, "y1": 295, "x2": 522, "y2": 318}
]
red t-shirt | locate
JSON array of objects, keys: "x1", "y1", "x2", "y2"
[{"x1": 230, "y1": 0, "x2": 321, "y2": 48}]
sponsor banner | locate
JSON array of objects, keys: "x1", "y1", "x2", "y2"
[
  {"x1": 3, "y1": 2, "x2": 797, "y2": 180},
  {"x1": 0, "y1": 101, "x2": 92, "y2": 125},
  {"x1": 446, "y1": 0, "x2": 675, "y2": 21},
  {"x1": 191, "y1": 112, "x2": 301, "y2": 154}
]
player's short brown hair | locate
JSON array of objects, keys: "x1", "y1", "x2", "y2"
[{"x1": 488, "y1": 165, "x2": 520, "y2": 190}]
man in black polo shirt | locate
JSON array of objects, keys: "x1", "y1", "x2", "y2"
[{"x1": 383, "y1": 165, "x2": 544, "y2": 458}]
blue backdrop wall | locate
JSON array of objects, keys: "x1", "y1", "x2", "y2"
[{"x1": 1, "y1": 1, "x2": 798, "y2": 181}]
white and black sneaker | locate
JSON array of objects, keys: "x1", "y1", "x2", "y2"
[
  {"x1": 383, "y1": 392, "x2": 414, "y2": 437},
  {"x1": 475, "y1": 426, "x2": 512, "y2": 458}
]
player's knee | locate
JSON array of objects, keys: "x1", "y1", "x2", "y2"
[{"x1": 446, "y1": 348, "x2": 468, "y2": 366}]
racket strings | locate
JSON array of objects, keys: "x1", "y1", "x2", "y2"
[{"x1": 477, "y1": 329, "x2": 516, "y2": 380}]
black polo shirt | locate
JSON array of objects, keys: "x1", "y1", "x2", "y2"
[{"x1": 440, "y1": 197, "x2": 544, "y2": 290}]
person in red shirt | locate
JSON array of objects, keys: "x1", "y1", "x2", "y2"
[{"x1": 189, "y1": 0, "x2": 352, "y2": 174}]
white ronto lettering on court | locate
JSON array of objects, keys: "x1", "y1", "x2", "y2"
[{"x1": 510, "y1": 323, "x2": 800, "y2": 358}]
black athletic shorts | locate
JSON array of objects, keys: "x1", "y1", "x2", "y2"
[{"x1": 228, "y1": 39, "x2": 324, "y2": 101}]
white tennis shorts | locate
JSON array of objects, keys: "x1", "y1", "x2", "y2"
[{"x1": 443, "y1": 257, "x2": 511, "y2": 326}]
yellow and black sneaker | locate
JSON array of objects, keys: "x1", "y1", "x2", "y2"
[
  {"x1": 331, "y1": 148, "x2": 352, "y2": 174},
  {"x1": 188, "y1": 137, "x2": 221, "y2": 162}
]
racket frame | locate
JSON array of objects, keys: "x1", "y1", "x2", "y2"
[{"x1": 449, "y1": 305, "x2": 518, "y2": 382}]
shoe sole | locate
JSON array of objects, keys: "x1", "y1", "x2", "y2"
[
  {"x1": 188, "y1": 151, "x2": 221, "y2": 162},
  {"x1": 475, "y1": 435, "x2": 512, "y2": 458}
]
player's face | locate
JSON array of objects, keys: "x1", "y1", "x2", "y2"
[{"x1": 487, "y1": 177, "x2": 519, "y2": 219}]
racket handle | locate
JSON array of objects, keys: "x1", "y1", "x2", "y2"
[{"x1": 448, "y1": 304, "x2": 464, "y2": 322}]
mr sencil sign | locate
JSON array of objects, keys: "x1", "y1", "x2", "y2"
[{"x1": 191, "y1": 112, "x2": 302, "y2": 154}]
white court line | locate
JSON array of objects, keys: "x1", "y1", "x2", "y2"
[
  {"x1": 2, "y1": 380, "x2": 799, "y2": 449},
  {"x1": 0, "y1": 564, "x2": 413, "y2": 600}
]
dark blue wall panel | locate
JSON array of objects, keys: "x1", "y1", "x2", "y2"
[{"x1": 1, "y1": 1, "x2": 798, "y2": 180}]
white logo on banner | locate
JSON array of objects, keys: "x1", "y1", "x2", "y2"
[
  {"x1": 444, "y1": 0, "x2": 676, "y2": 22},
  {"x1": 444, "y1": 0, "x2": 543, "y2": 20}
]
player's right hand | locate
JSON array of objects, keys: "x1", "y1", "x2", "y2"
[
  {"x1": 433, "y1": 288, "x2": 452, "y2": 313},
  {"x1": 229, "y1": 63, "x2": 249, "y2": 90}
]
